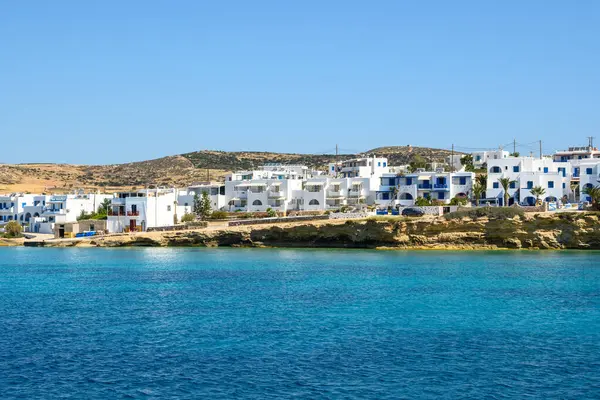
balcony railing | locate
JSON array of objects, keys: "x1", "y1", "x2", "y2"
[
  {"x1": 418, "y1": 184, "x2": 431, "y2": 189},
  {"x1": 127, "y1": 210, "x2": 140, "y2": 216},
  {"x1": 108, "y1": 210, "x2": 126, "y2": 216},
  {"x1": 433, "y1": 184, "x2": 449, "y2": 190}
]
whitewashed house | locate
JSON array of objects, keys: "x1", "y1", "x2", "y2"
[
  {"x1": 107, "y1": 189, "x2": 177, "y2": 233},
  {"x1": 224, "y1": 165, "x2": 309, "y2": 212},
  {"x1": 328, "y1": 156, "x2": 389, "y2": 179},
  {"x1": 29, "y1": 193, "x2": 113, "y2": 233},
  {"x1": 0, "y1": 194, "x2": 45, "y2": 226},
  {"x1": 472, "y1": 150, "x2": 509, "y2": 168},
  {"x1": 376, "y1": 170, "x2": 474, "y2": 207},
  {"x1": 178, "y1": 184, "x2": 226, "y2": 215},
  {"x1": 569, "y1": 159, "x2": 600, "y2": 202},
  {"x1": 486, "y1": 157, "x2": 570, "y2": 206},
  {"x1": 553, "y1": 145, "x2": 600, "y2": 162}
]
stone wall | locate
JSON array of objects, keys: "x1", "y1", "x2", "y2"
[{"x1": 228, "y1": 215, "x2": 329, "y2": 227}]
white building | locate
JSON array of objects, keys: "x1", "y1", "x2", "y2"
[
  {"x1": 0, "y1": 194, "x2": 48, "y2": 226},
  {"x1": 179, "y1": 184, "x2": 226, "y2": 215},
  {"x1": 486, "y1": 157, "x2": 570, "y2": 206},
  {"x1": 376, "y1": 170, "x2": 475, "y2": 207},
  {"x1": 472, "y1": 150, "x2": 510, "y2": 168},
  {"x1": 107, "y1": 189, "x2": 178, "y2": 233},
  {"x1": 29, "y1": 193, "x2": 113, "y2": 233},
  {"x1": 553, "y1": 146, "x2": 600, "y2": 162},
  {"x1": 569, "y1": 159, "x2": 600, "y2": 202},
  {"x1": 328, "y1": 156, "x2": 389, "y2": 179}
]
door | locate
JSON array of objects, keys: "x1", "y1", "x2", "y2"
[
  {"x1": 130, "y1": 219, "x2": 136, "y2": 232},
  {"x1": 58, "y1": 227, "x2": 65, "y2": 238}
]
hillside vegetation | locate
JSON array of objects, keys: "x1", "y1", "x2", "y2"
[{"x1": 0, "y1": 146, "x2": 461, "y2": 194}]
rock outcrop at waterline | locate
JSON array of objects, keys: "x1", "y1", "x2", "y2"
[{"x1": 42, "y1": 212, "x2": 600, "y2": 250}]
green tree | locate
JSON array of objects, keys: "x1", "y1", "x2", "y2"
[
  {"x1": 408, "y1": 154, "x2": 427, "y2": 172},
  {"x1": 476, "y1": 174, "x2": 487, "y2": 188},
  {"x1": 98, "y1": 198, "x2": 111, "y2": 214},
  {"x1": 509, "y1": 152, "x2": 520, "y2": 157},
  {"x1": 472, "y1": 183, "x2": 485, "y2": 206},
  {"x1": 460, "y1": 155, "x2": 475, "y2": 172},
  {"x1": 497, "y1": 177, "x2": 514, "y2": 206},
  {"x1": 414, "y1": 197, "x2": 432, "y2": 206},
  {"x1": 193, "y1": 193, "x2": 201, "y2": 216},
  {"x1": 4, "y1": 221, "x2": 22, "y2": 238},
  {"x1": 530, "y1": 186, "x2": 546, "y2": 205},
  {"x1": 196, "y1": 191, "x2": 212, "y2": 219},
  {"x1": 583, "y1": 185, "x2": 600, "y2": 210}
]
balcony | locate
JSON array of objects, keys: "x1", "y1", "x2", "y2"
[
  {"x1": 326, "y1": 190, "x2": 343, "y2": 198},
  {"x1": 127, "y1": 210, "x2": 140, "y2": 216},
  {"x1": 432, "y1": 183, "x2": 449, "y2": 190},
  {"x1": 348, "y1": 190, "x2": 365, "y2": 197},
  {"x1": 108, "y1": 210, "x2": 126, "y2": 216},
  {"x1": 268, "y1": 191, "x2": 284, "y2": 198},
  {"x1": 418, "y1": 184, "x2": 432, "y2": 189}
]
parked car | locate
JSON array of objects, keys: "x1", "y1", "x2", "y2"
[{"x1": 401, "y1": 207, "x2": 425, "y2": 217}]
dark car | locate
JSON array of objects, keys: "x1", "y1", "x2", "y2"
[{"x1": 401, "y1": 207, "x2": 425, "y2": 217}]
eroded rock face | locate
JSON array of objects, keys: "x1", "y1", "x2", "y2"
[{"x1": 46, "y1": 212, "x2": 600, "y2": 250}]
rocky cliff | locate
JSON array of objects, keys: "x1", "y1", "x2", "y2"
[{"x1": 44, "y1": 212, "x2": 600, "y2": 250}]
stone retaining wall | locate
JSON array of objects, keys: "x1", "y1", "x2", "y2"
[{"x1": 228, "y1": 215, "x2": 329, "y2": 227}]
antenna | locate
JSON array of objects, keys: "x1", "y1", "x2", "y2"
[{"x1": 587, "y1": 136, "x2": 595, "y2": 148}]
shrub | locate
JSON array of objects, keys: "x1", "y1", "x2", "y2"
[
  {"x1": 444, "y1": 207, "x2": 524, "y2": 221},
  {"x1": 180, "y1": 213, "x2": 196, "y2": 223},
  {"x1": 266, "y1": 208, "x2": 278, "y2": 218},
  {"x1": 210, "y1": 211, "x2": 228, "y2": 220},
  {"x1": 4, "y1": 221, "x2": 22, "y2": 238}
]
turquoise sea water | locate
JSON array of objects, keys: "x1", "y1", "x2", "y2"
[{"x1": 0, "y1": 248, "x2": 598, "y2": 399}]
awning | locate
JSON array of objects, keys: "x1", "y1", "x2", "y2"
[
  {"x1": 306, "y1": 182, "x2": 325, "y2": 186},
  {"x1": 351, "y1": 181, "x2": 363, "y2": 185},
  {"x1": 417, "y1": 176, "x2": 430, "y2": 180},
  {"x1": 236, "y1": 182, "x2": 266, "y2": 187}
]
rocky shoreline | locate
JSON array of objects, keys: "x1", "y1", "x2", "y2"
[{"x1": 11, "y1": 212, "x2": 600, "y2": 250}]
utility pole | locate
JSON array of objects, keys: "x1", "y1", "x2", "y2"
[
  {"x1": 588, "y1": 136, "x2": 595, "y2": 148},
  {"x1": 513, "y1": 138, "x2": 516, "y2": 155},
  {"x1": 539, "y1": 140, "x2": 542, "y2": 159},
  {"x1": 451, "y1": 144, "x2": 455, "y2": 172},
  {"x1": 206, "y1": 168, "x2": 210, "y2": 183}
]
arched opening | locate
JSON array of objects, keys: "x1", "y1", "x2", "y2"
[
  {"x1": 545, "y1": 196, "x2": 557, "y2": 202},
  {"x1": 455, "y1": 192, "x2": 467, "y2": 198},
  {"x1": 399, "y1": 193, "x2": 413, "y2": 200},
  {"x1": 308, "y1": 199, "x2": 319, "y2": 205},
  {"x1": 523, "y1": 196, "x2": 536, "y2": 206},
  {"x1": 24, "y1": 213, "x2": 32, "y2": 222},
  {"x1": 33, "y1": 212, "x2": 40, "y2": 218},
  {"x1": 490, "y1": 166, "x2": 501, "y2": 173},
  {"x1": 252, "y1": 200, "x2": 262, "y2": 206}
]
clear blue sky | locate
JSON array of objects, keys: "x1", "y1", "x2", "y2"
[{"x1": 1, "y1": 0, "x2": 598, "y2": 164}]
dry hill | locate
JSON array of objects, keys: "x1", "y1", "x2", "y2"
[{"x1": 0, "y1": 146, "x2": 462, "y2": 194}]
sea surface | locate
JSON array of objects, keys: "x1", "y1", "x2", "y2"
[{"x1": 0, "y1": 248, "x2": 598, "y2": 399}]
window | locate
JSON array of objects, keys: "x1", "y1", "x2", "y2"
[
  {"x1": 437, "y1": 192, "x2": 444, "y2": 200},
  {"x1": 513, "y1": 166, "x2": 519, "y2": 173},
  {"x1": 252, "y1": 200, "x2": 262, "y2": 206},
  {"x1": 378, "y1": 162, "x2": 381, "y2": 167},
  {"x1": 406, "y1": 178, "x2": 412, "y2": 185},
  {"x1": 586, "y1": 168, "x2": 593, "y2": 175},
  {"x1": 527, "y1": 181, "x2": 533, "y2": 189},
  {"x1": 490, "y1": 166, "x2": 501, "y2": 173},
  {"x1": 548, "y1": 181, "x2": 554, "y2": 189},
  {"x1": 383, "y1": 162, "x2": 387, "y2": 167},
  {"x1": 459, "y1": 177, "x2": 466, "y2": 185},
  {"x1": 543, "y1": 167, "x2": 549, "y2": 173},
  {"x1": 167, "y1": 205, "x2": 171, "y2": 211},
  {"x1": 509, "y1": 182, "x2": 516, "y2": 189},
  {"x1": 381, "y1": 192, "x2": 390, "y2": 200},
  {"x1": 308, "y1": 199, "x2": 319, "y2": 205},
  {"x1": 493, "y1": 182, "x2": 499, "y2": 189},
  {"x1": 562, "y1": 183, "x2": 566, "y2": 189}
]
